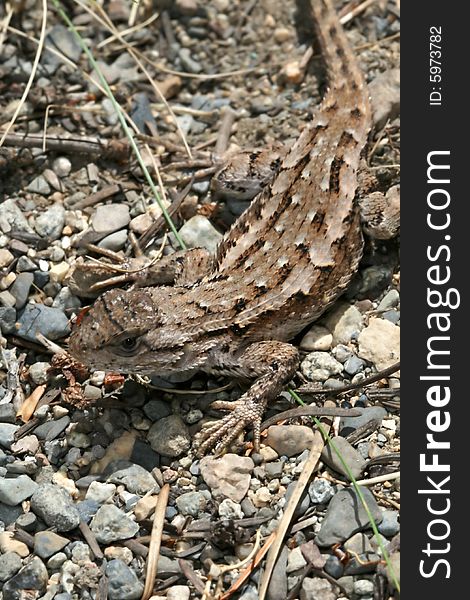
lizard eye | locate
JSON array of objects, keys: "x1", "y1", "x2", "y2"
[{"x1": 117, "y1": 337, "x2": 140, "y2": 355}]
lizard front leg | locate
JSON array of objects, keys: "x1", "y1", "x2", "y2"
[
  {"x1": 68, "y1": 247, "x2": 214, "y2": 297},
  {"x1": 196, "y1": 341, "x2": 299, "y2": 456}
]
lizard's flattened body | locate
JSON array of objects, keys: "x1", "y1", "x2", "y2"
[{"x1": 69, "y1": 0, "x2": 372, "y2": 454}]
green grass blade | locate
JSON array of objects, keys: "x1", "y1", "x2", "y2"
[
  {"x1": 50, "y1": 0, "x2": 186, "y2": 250},
  {"x1": 289, "y1": 388, "x2": 400, "y2": 593}
]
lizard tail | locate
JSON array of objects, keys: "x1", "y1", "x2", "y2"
[{"x1": 310, "y1": 0, "x2": 366, "y2": 93}]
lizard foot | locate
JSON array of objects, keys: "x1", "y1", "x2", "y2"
[{"x1": 195, "y1": 398, "x2": 264, "y2": 457}]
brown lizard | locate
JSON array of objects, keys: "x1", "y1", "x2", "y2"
[{"x1": 69, "y1": 0, "x2": 372, "y2": 455}]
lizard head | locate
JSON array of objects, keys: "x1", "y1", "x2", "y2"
[{"x1": 68, "y1": 287, "x2": 177, "y2": 375}]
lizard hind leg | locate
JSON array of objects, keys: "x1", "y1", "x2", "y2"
[
  {"x1": 195, "y1": 341, "x2": 299, "y2": 456},
  {"x1": 356, "y1": 162, "x2": 400, "y2": 240}
]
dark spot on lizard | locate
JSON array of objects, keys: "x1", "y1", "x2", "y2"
[
  {"x1": 350, "y1": 107, "x2": 363, "y2": 119},
  {"x1": 235, "y1": 298, "x2": 246, "y2": 311},
  {"x1": 329, "y1": 155, "x2": 343, "y2": 194},
  {"x1": 338, "y1": 130, "x2": 356, "y2": 148},
  {"x1": 230, "y1": 323, "x2": 243, "y2": 335},
  {"x1": 101, "y1": 294, "x2": 125, "y2": 334},
  {"x1": 295, "y1": 241, "x2": 310, "y2": 255}
]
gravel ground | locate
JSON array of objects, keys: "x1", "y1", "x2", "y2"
[{"x1": 0, "y1": 1, "x2": 400, "y2": 599}]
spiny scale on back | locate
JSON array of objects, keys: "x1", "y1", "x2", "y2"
[
  {"x1": 155, "y1": 0, "x2": 372, "y2": 343},
  {"x1": 70, "y1": 0, "x2": 371, "y2": 404}
]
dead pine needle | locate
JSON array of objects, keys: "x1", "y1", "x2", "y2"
[
  {"x1": 258, "y1": 401, "x2": 335, "y2": 600},
  {"x1": 141, "y1": 484, "x2": 170, "y2": 600}
]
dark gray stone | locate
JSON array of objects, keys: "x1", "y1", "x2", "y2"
[
  {"x1": 76, "y1": 499, "x2": 100, "y2": 523},
  {"x1": 321, "y1": 437, "x2": 367, "y2": 479},
  {"x1": 33, "y1": 270, "x2": 49, "y2": 289},
  {"x1": 106, "y1": 559, "x2": 144, "y2": 600},
  {"x1": 90, "y1": 504, "x2": 139, "y2": 543},
  {"x1": 34, "y1": 416, "x2": 70, "y2": 441},
  {"x1": 10, "y1": 272, "x2": 34, "y2": 309},
  {"x1": 324, "y1": 555, "x2": 344, "y2": 579},
  {"x1": 0, "y1": 423, "x2": 19, "y2": 449},
  {"x1": 34, "y1": 530, "x2": 69, "y2": 559},
  {"x1": 45, "y1": 24, "x2": 82, "y2": 64},
  {"x1": 315, "y1": 488, "x2": 383, "y2": 547},
  {"x1": 30, "y1": 483, "x2": 80, "y2": 532},
  {"x1": 339, "y1": 407, "x2": 387, "y2": 436},
  {"x1": 378, "y1": 510, "x2": 400, "y2": 537},
  {"x1": 0, "y1": 552, "x2": 22, "y2": 583},
  {"x1": 2, "y1": 556, "x2": 48, "y2": 600},
  {"x1": 107, "y1": 464, "x2": 157, "y2": 495},
  {"x1": 142, "y1": 399, "x2": 172, "y2": 421},
  {"x1": 17, "y1": 303, "x2": 70, "y2": 342},
  {"x1": 0, "y1": 403, "x2": 16, "y2": 423},
  {"x1": 16, "y1": 256, "x2": 36, "y2": 272},
  {"x1": 0, "y1": 502, "x2": 23, "y2": 526},
  {"x1": 34, "y1": 204, "x2": 65, "y2": 240},
  {"x1": 308, "y1": 479, "x2": 335, "y2": 504},
  {"x1": 0, "y1": 306, "x2": 16, "y2": 334},
  {"x1": 0, "y1": 474, "x2": 38, "y2": 505},
  {"x1": 343, "y1": 355, "x2": 365, "y2": 376}
]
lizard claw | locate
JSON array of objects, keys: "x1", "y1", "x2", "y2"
[{"x1": 195, "y1": 399, "x2": 264, "y2": 456}]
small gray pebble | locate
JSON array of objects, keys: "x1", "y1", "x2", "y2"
[
  {"x1": 106, "y1": 559, "x2": 144, "y2": 600},
  {"x1": 178, "y1": 47, "x2": 202, "y2": 73},
  {"x1": 30, "y1": 483, "x2": 80, "y2": 532},
  {"x1": 344, "y1": 355, "x2": 365, "y2": 376},
  {"x1": 15, "y1": 512, "x2": 37, "y2": 531},
  {"x1": 16, "y1": 256, "x2": 36, "y2": 272},
  {"x1": 324, "y1": 554, "x2": 344, "y2": 579},
  {"x1": 35, "y1": 204, "x2": 65, "y2": 240},
  {"x1": 0, "y1": 306, "x2": 16, "y2": 335},
  {"x1": 10, "y1": 272, "x2": 34, "y2": 309},
  {"x1": 0, "y1": 403, "x2": 16, "y2": 423},
  {"x1": 176, "y1": 490, "x2": 211, "y2": 517},
  {"x1": 383, "y1": 309, "x2": 400, "y2": 324},
  {"x1": 0, "y1": 423, "x2": 20, "y2": 449},
  {"x1": 0, "y1": 474, "x2": 38, "y2": 506},
  {"x1": 47, "y1": 552, "x2": 68, "y2": 570},
  {"x1": 27, "y1": 175, "x2": 51, "y2": 195},
  {"x1": 0, "y1": 552, "x2": 23, "y2": 583},
  {"x1": 1, "y1": 556, "x2": 48, "y2": 597},
  {"x1": 53, "y1": 157, "x2": 72, "y2": 177},
  {"x1": 354, "y1": 579, "x2": 375, "y2": 596},
  {"x1": 332, "y1": 344, "x2": 352, "y2": 363},
  {"x1": 90, "y1": 504, "x2": 139, "y2": 543},
  {"x1": 378, "y1": 510, "x2": 400, "y2": 537},
  {"x1": 28, "y1": 362, "x2": 50, "y2": 385},
  {"x1": 377, "y1": 289, "x2": 399, "y2": 311},
  {"x1": 308, "y1": 479, "x2": 335, "y2": 504},
  {"x1": 98, "y1": 229, "x2": 128, "y2": 252},
  {"x1": 16, "y1": 303, "x2": 70, "y2": 342},
  {"x1": 107, "y1": 464, "x2": 157, "y2": 495}
]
